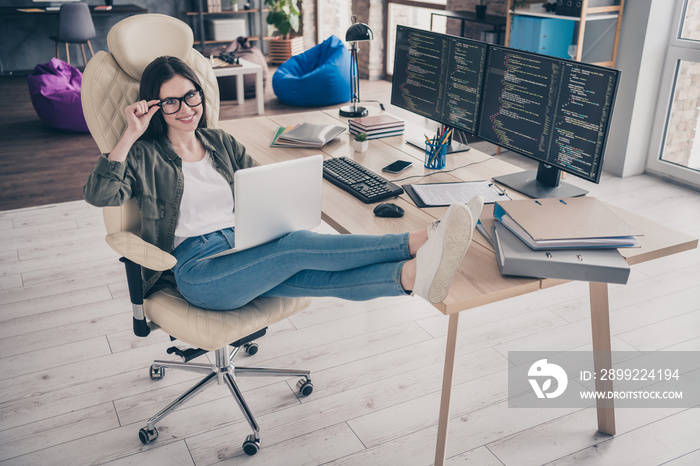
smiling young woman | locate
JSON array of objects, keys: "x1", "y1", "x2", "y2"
[{"x1": 83, "y1": 55, "x2": 484, "y2": 310}]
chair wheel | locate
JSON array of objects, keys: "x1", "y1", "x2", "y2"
[
  {"x1": 242, "y1": 434, "x2": 260, "y2": 456},
  {"x1": 149, "y1": 364, "x2": 165, "y2": 380},
  {"x1": 244, "y1": 342, "x2": 259, "y2": 356},
  {"x1": 138, "y1": 426, "x2": 158, "y2": 445},
  {"x1": 296, "y1": 377, "x2": 314, "y2": 396}
]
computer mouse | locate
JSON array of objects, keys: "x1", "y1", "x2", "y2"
[{"x1": 373, "y1": 203, "x2": 405, "y2": 218}]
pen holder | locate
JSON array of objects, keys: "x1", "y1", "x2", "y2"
[{"x1": 424, "y1": 141, "x2": 447, "y2": 170}]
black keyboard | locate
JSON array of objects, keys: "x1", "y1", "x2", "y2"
[{"x1": 323, "y1": 157, "x2": 405, "y2": 204}]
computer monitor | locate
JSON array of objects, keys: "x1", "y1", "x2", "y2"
[
  {"x1": 479, "y1": 46, "x2": 620, "y2": 198},
  {"x1": 390, "y1": 26, "x2": 621, "y2": 199},
  {"x1": 390, "y1": 25, "x2": 489, "y2": 154}
]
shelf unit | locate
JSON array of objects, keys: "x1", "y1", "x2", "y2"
[
  {"x1": 505, "y1": 0, "x2": 625, "y2": 67},
  {"x1": 187, "y1": 0, "x2": 270, "y2": 54}
]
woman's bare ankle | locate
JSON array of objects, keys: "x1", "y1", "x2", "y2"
[
  {"x1": 401, "y1": 258, "x2": 417, "y2": 291},
  {"x1": 408, "y1": 230, "x2": 428, "y2": 257}
]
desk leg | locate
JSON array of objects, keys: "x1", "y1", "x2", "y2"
[
  {"x1": 236, "y1": 75, "x2": 244, "y2": 107},
  {"x1": 435, "y1": 312, "x2": 460, "y2": 466},
  {"x1": 589, "y1": 282, "x2": 616, "y2": 435},
  {"x1": 255, "y1": 70, "x2": 264, "y2": 115}
]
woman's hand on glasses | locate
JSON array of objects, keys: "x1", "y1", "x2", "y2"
[
  {"x1": 106, "y1": 100, "x2": 161, "y2": 163},
  {"x1": 108, "y1": 91, "x2": 202, "y2": 163},
  {"x1": 124, "y1": 99, "x2": 161, "y2": 139}
]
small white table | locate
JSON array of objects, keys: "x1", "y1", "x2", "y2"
[{"x1": 212, "y1": 58, "x2": 264, "y2": 115}]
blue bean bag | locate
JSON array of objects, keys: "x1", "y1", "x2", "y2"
[{"x1": 272, "y1": 35, "x2": 351, "y2": 107}]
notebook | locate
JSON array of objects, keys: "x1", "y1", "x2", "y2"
[{"x1": 200, "y1": 154, "x2": 323, "y2": 260}]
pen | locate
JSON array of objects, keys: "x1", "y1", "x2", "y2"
[{"x1": 440, "y1": 128, "x2": 453, "y2": 145}]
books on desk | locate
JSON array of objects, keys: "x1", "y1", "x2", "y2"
[
  {"x1": 348, "y1": 114, "x2": 404, "y2": 139},
  {"x1": 271, "y1": 123, "x2": 345, "y2": 148}
]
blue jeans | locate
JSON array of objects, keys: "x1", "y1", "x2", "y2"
[{"x1": 172, "y1": 228, "x2": 411, "y2": 310}]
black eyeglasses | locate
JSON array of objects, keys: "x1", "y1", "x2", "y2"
[{"x1": 155, "y1": 89, "x2": 203, "y2": 115}]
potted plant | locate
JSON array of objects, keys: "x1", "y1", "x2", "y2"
[
  {"x1": 265, "y1": 0, "x2": 303, "y2": 64},
  {"x1": 265, "y1": 0, "x2": 300, "y2": 39},
  {"x1": 352, "y1": 132, "x2": 369, "y2": 152}
]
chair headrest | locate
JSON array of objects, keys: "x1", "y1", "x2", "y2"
[{"x1": 107, "y1": 14, "x2": 194, "y2": 81}]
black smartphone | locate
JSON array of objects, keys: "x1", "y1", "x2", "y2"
[{"x1": 382, "y1": 160, "x2": 413, "y2": 174}]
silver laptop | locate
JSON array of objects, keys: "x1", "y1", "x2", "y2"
[{"x1": 200, "y1": 154, "x2": 323, "y2": 260}]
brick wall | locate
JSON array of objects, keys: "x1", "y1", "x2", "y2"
[
  {"x1": 301, "y1": 0, "x2": 317, "y2": 49},
  {"x1": 347, "y1": 0, "x2": 382, "y2": 80}
]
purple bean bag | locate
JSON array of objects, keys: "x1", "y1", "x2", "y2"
[{"x1": 27, "y1": 58, "x2": 89, "y2": 132}]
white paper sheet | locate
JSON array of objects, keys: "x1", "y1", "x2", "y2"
[{"x1": 411, "y1": 181, "x2": 509, "y2": 206}]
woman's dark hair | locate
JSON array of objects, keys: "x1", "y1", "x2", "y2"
[{"x1": 138, "y1": 56, "x2": 208, "y2": 141}]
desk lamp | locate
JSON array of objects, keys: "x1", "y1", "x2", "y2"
[{"x1": 339, "y1": 16, "x2": 373, "y2": 118}]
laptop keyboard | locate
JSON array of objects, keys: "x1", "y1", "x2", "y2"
[{"x1": 322, "y1": 157, "x2": 405, "y2": 204}]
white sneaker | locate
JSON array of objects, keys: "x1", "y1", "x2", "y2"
[
  {"x1": 413, "y1": 196, "x2": 484, "y2": 303},
  {"x1": 466, "y1": 194, "x2": 484, "y2": 229}
]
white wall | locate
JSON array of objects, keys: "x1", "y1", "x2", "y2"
[{"x1": 604, "y1": 0, "x2": 675, "y2": 177}]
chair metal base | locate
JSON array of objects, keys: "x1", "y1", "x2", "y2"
[{"x1": 140, "y1": 344, "x2": 312, "y2": 456}]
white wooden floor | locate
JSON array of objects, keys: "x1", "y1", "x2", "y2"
[{"x1": 1, "y1": 153, "x2": 699, "y2": 465}]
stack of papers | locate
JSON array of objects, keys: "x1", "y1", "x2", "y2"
[
  {"x1": 404, "y1": 181, "x2": 510, "y2": 207},
  {"x1": 348, "y1": 114, "x2": 404, "y2": 139},
  {"x1": 271, "y1": 123, "x2": 345, "y2": 148}
]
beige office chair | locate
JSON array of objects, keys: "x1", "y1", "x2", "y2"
[{"x1": 81, "y1": 14, "x2": 312, "y2": 456}]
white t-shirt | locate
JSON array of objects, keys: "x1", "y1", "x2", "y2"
[{"x1": 173, "y1": 152, "x2": 236, "y2": 249}]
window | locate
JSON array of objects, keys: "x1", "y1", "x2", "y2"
[{"x1": 647, "y1": 0, "x2": 700, "y2": 187}]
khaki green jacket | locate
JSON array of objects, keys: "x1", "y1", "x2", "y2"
[{"x1": 83, "y1": 128, "x2": 258, "y2": 297}]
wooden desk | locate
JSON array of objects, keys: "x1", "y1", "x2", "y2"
[{"x1": 218, "y1": 111, "x2": 698, "y2": 465}]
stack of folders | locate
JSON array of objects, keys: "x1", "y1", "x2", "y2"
[
  {"x1": 348, "y1": 115, "x2": 404, "y2": 139},
  {"x1": 481, "y1": 197, "x2": 643, "y2": 285},
  {"x1": 271, "y1": 123, "x2": 346, "y2": 149}
]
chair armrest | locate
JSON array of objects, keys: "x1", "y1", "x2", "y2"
[{"x1": 105, "y1": 231, "x2": 177, "y2": 271}]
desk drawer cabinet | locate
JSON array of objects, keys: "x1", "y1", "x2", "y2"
[{"x1": 509, "y1": 16, "x2": 574, "y2": 59}]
